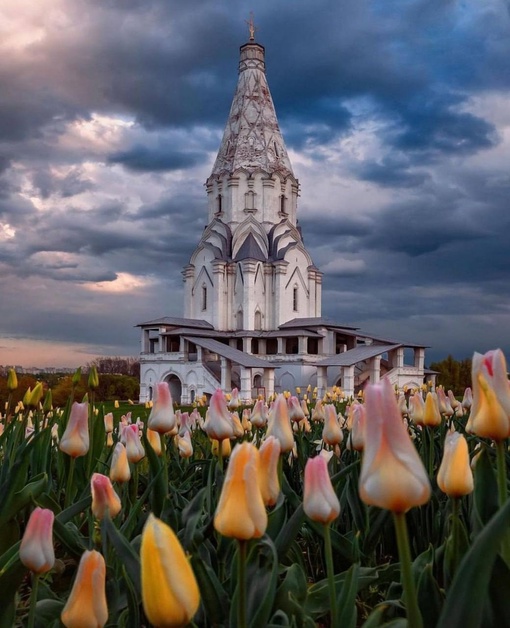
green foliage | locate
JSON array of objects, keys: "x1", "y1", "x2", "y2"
[{"x1": 429, "y1": 354, "x2": 472, "y2": 394}]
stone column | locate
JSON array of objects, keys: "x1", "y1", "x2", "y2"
[
  {"x1": 343, "y1": 365, "x2": 355, "y2": 398},
  {"x1": 369, "y1": 355, "x2": 382, "y2": 384},
  {"x1": 298, "y1": 336, "x2": 307, "y2": 355},
  {"x1": 212, "y1": 260, "x2": 226, "y2": 330},
  {"x1": 220, "y1": 357, "x2": 232, "y2": 391},
  {"x1": 273, "y1": 260, "x2": 289, "y2": 327},
  {"x1": 414, "y1": 348, "x2": 425, "y2": 371},
  {"x1": 317, "y1": 366, "x2": 328, "y2": 399},
  {"x1": 263, "y1": 368, "x2": 275, "y2": 399},
  {"x1": 239, "y1": 366, "x2": 252, "y2": 403}
]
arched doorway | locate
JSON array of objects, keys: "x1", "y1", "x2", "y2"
[{"x1": 164, "y1": 374, "x2": 182, "y2": 404}]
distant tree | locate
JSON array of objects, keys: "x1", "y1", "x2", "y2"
[
  {"x1": 87, "y1": 357, "x2": 140, "y2": 378},
  {"x1": 429, "y1": 355, "x2": 472, "y2": 395}
]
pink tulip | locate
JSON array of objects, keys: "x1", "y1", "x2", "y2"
[
  {"x1": 147, "y1": 382, "x2": 177, "y2": 434},
  {"x1": 287, "y1": 396, "x2": 305, "y2": 421},
  {"x1": 250, "y1": 399, "x2": 268, "y2": 428},
  {"x1": 91, "y1": 473, "x2": 122, "y2": 520},
  {"x1": 19, "y1": 507, "x2": 55, "y2": 574},
  {"x1": 359, "y1": 378, "x2": 431, "y2": 513},
  {"x1": 124, "y1": 424, "x2": 145, "y2": 463},
  {"x1": 59, "y1": 402, "x2": 89, "y2": 458},
  {"x1": 203, "y1": 389, "x2": 236, "y2": 441},
  {"x1": 303, "y1": 456, "x2": 340, "y2": 524}
]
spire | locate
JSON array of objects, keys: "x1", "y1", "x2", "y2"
[{"x1": 210, "y1": 35, "x2": 294, "y2": 179}]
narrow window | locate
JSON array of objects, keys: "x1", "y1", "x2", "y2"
[
  {"x1": 217, "y1": 194, "x2": 222, "y2": 214},
  {"x1": 293, "y1": 287, "x2": 298, "y2": 312},
  {"x1": 202, "y1": 286, "x2": 207, "y2": 311},
  {"x1": 280, "y1": 195, "x2": 286, "y2": 214}
]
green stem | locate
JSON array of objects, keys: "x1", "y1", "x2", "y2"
[
  {"x1": 450, "y1": 497, "x2": 460, "y2": 576},
  {"x1": 323, "y1": 523, "x2": 337, "y2": 627},
  {"x1": 393, "y1": 511, "x2": 423, "y2": 628},
  {"x1": 130, "y1": 463, "x2": 139, "y2": 505},
  {"x1": 27, "y1": 573, "x2": 40, "y2": 628},
  {"x1": 496, "y1": 439, "x2": 508, "y2": 508},
  {"x1": 64, "y1": 457, "x2": 76, "y2": 509},
  {"x1": 237, "y1": 540, "x2": 247, "y2": 628}
]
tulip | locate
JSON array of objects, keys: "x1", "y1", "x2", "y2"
[
  {"x1": 177, "y1": 430, "x2": 193, "y2": 458},
  {"x1": 71, "y1": 367, "x2": 82, "y2": 386},
  {"x1": 469, "y1": 349, "x2": 510, "y2": 441},
  {"x1": 266, "y1": 393, "x2": 294, "y2": 452},
  {"x1": 347, "y1": 403, "x2": 366, "y2": 451},
  {"x1": 258, "y1": 436, "x2": 281, "y2": 506},
  {"x1": 437, "y1": 431, "x2": 474, "y2": 498},
  {"x1": 228, "y1": 387, "x2": 240, "y2": 410},
  {"x1": 436, "y1": 387, "x2": 454, "y2": 417},
  {"x1": 91, "y1": 473, "x2": 122, "y2": 520},
  {"x1": 88, "y1": 365, "x2": 99, "y2": 390},
  {"x1": 109, "y1": 442, "x2": 131, "y2": 483},
  {"x1": 141, "y1": 514, "x2": 200, "y2": 628},
  {"x1": 408, "y1": 392, "x2": 425, "y2": 426},
  {"x1": 211, "y1": 438, "x2": 231, "y2": 457},
  {"x1": 148, "y1": 382, "x2": 177, "y2": 434},
  {"x1": 28, "y1": 382, "x2": 44, "y2": 408},
  {"x1": 303, "y1": 455, "x2": 340, "y2": 524},
  {"x1": 311, "y1": 400, "x2": 326, "y2": 422},
  {"x1": 19, "y1": 508, "x2": 55, "y2": 574},
  {"x1": 359, "y1": 378, "x2": 431, "y2": 513},
  {"x1": 59, "y1": 402, "x2": 89, "y2": 458},
  {"x1": 322, "y1": 404, "x2": 343, "y2": 446},
  {"x1": 461, "y1": 387, "x2": 473, "y2": 409},
  {"x1": 287, "y1": 396, "x2": 305, "y2": 421},
  {"x1": 61, "y1": 550, "x2": 108, "y2": 628},
  {"x1": 124, "y1": 424, "x2": 145, "y2": 463},
  {"x1": 250, "y1": 399, "x2": 268, "y2": 428},
  {"x1": 7, "y1": 368, "x2": 18, "y2": 391},
  {"x1": 230, "y1": 412, "x2": 245, "y2": 438},
  {"x1": 447, "y1": 390, "x2": 460, "y2": 410},
  {"x1": 397, "y1": 393, "x2": 409, "y2": 416},
  {"x1": 103, "y1": 412, "x2": 114, "y2": 434},
  {"x1": 423, "y1": 392, "x2": 442, "y2": 427},
  {"x1": 203, "y1": 389, "x2": 236, "y2": 440},
  {"x1": 214, "y1": 442, "x2": 267, "y2": 539},
  {"x1": 300, "y1": 398, "x2": 310, "y2": 417},
  {"x1": 241, "y1": 408, "x2": 252, "y2": 432},
  {"x1": 147, "y1": 428, "x2": 162, "y2": 456}
]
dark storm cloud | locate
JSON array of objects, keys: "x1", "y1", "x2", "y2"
[{"x1": 108, "y1": 146, "x2": 206, "y2": 172}]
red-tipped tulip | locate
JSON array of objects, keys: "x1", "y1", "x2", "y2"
[
  {"x1": 359, "y1": 378, "x2": 431, "y2": 513},
  {"x1": 19, "y1": 507, "x2": 55, "y2": 574}
]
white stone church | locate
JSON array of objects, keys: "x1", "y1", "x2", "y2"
[{"x1": 138, "y1": 33, "x2": 433, "y2": 404}]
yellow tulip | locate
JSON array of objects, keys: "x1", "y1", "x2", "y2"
[
  {"x1": 437, "y1": 431, "x2": 474, "y2": 497},
  {"x1": 141, "y1": 514, "x2": 200, "y2": 628},
  {"x1": 266, "y1": 394, "x2": 294, "y2": 452},
  {"x1": 211, "y1": 438, "x2": 232, "y2": 457},
  {"x1": 61, "y1": 550, "x2": 108, "y2": 627},
  {"x1": 423, "y1": 392, "x2": 442, "y2": 427},
  {"x1": 258, "y1": 436, "x2": 281, "y2": 506},
  {"x1": 214, "y1": 442, "x2": 267, "y2": 539}
]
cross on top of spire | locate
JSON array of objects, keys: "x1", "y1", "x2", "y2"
[{"x1": 245, "y1": 12, "x2": 257, "y2": 41}]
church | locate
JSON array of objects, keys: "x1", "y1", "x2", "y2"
[{"x1": 138, "y1": 31, "x2": 433, "y2": 404}]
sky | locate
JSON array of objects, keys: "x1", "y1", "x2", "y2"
[{"x1": 1, "y1": 0, "x2": 510, "y2": 368}]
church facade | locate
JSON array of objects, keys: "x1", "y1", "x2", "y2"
[{"x1": 138, "y1": 35, "x2": 432, "y2": 404}]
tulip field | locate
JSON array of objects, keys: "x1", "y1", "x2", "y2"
[{"x1": 1, "y1": 349, "x2": 510, "y2": 627}]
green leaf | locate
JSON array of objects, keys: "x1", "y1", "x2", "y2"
[
  {"x1": 337, "y1": 562, "x2": 359, "y2": 628},
  {"x1": 247, "y1": 537, "x2": 280, "y2": 628},
  {"x1": 33, "y1": 600, "x2": 65, "y2": 628},
  {"x1": 417, "y1": 563, "x2": 443, "y2": 628},
  {"x1": 274, "y1": 505, "x2": 305, "y2": 560},
  {"x1": 0, "y1": 552, "x2": 26, "y2": 628},
  {"x1": 437, "y1": 496, "x2": 510, "y2": 628},
  {"x1": 182, "y1": 486, "x2": 207, "y2": 551},
  {"x1": 190, "y1": 552, "x2": 229, "y2": 625},
  {"x1": 472, "y1": 447, "x2": 499, "y2": 530},
  {"x1": 101, "y1": 514, "x2": 141, "y2": 600}
]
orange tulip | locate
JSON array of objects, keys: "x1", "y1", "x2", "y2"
[
  {"x1": 359, "y1": 378, "x2": 431, "y2": 513},
  {"x1": 437, "y1": 430, "x2": 474, "y2": 497},
  {"x1": 423, "y1": 392, "x2": 442, "y2": 427},
  {"x1": 109, "y1": 442, "x2": 131, "y2": 483},
  {"x1": 258, "y1": 436, "x2": 281, "y2": 506},
  {"x1": 59, "y1": 402, "x2": 89, "y2": 458},
  {"x1": 303, "y1": 455, "x2": 340, "y2": 524},
  {"x1": 322, "y1": 404, "x2": 343, "y2": 446},
  {"x1": 19, "y1": 507, "x2": 55, "y2": 574},
  {"x1": 266, "y1": 393, "x2": 294, "y2": 452},
  {"x1": 214, "y1": 442, "x2": 267, "y2": 539},
  {"x1": 61, "y1": 550, "x2": 108, "y2": 628}
]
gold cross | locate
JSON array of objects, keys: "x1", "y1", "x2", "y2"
[{"x1": 245, "y1": 12, "x2": 257, "y2": 41}]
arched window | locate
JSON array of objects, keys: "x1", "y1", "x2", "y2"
[
  {"x1": 202, "y1": 285, "x2": 207, "y2": 311},
  {"x1": 254, "y1": 310, "x2": 262, "y2": 330},
  {"x1": 236, "y1": 309, "x2": 243, "y2": 330},
  {"x1": 293, "y1": 286, "x2": 298, "y2": 312}
]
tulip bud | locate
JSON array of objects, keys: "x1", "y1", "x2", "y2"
[
  {"x1": 266, "y1": 393, "x2": 294, "y2": 453},
  {"x1": 61, "y1": 550, "x2": 108, "y2": 628},
  {"x1": 43, "y1": 389, "x2": 53, "y2": 413},
  {"x1": 124, "y1": 424, "x2": 145, "y2": 463},
  {"x1": 203, "y1": 389, "x2": 236, "y2": 441},
  {"x1": 141, "y1": 514, "x2": 200, "y2": 628},
  {"x1": 7, "y1": 368, "x2": 18, "y2": 391},
  {"x1": 103, "y1": 412, "x2": 114, "y2": 434},
  {"x1": 148, "y1": 382, "x2": 177, "y2": 434},
  {"x1": 423, "y1": 392, "x2": 442, "y2": 427},
  {"x1": 250, "y1": 399, "x2": 268, "y2": 428},
  {"x1": 322, "y1": 404, "x2": 343, "y2": 446},
  {"x1": 19, "y1": 507, "x2": 55, "y2": 574},
  {"x1": 359, "y1": 378, "x2": 431, "y2": 513},
  {"x1": 258, "y1": 436, "x2": 281, "y2": 506},
  {"x1": 437, "y1": 431, "x2": 474, "y2": 498},
  {"x1": 287, "y1": 396, "x2": 305, "y2": 421},
  {"x1": 211, "y1": 438, "x2": 231, "y2": 457},
  {"x1": 109, "y1": 442, "x2": 131, "y2": 483},
  {"x1": 303, "y1": 455, "x2": 340, "y2": 524},
  {"x1": 227, "y1": 387, "x2": 240, "y2": 410},
  {"x1": 214, "y1": 442, "x2": 267, "y2": 539},
  {"x1": 91, "y1": 473, "x2": 122, "y2": 520},
  {"x1": 59, "y1": 402, "x2": 89, "y2": 458},
  {"x1": 23, "y1": 387, "x2": 32, "y2": 407},
  {"x1": 88, "y1": 365, "x2": 99, "y2": 390},
  {"x1": 177, "y1": 430, "x2": 193, "y2": 458},
  {"x1": 311, "y1": 400, "x2": 326, "y2": 422},
  {"x1": 71, "y1": 367, "x2": 82, "y2": 386},
  {"x1": 147, "y1": 428, "x2": 162, "y2": 456}
]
